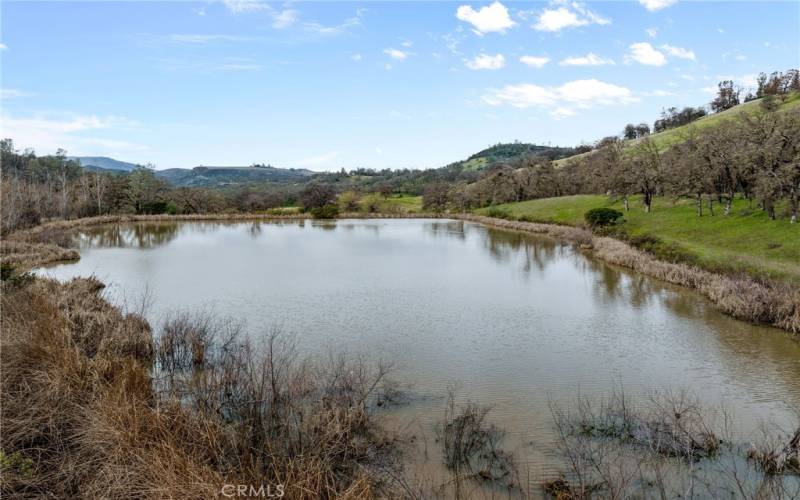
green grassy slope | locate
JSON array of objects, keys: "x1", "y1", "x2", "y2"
[
  {"x1": 478, "y1": 195, "x2": 800, "y2": 281},
  {"x1": 553, "y1": 93, "x2": 800, "y2": 167}
]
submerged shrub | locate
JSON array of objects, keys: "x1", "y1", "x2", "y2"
[{"x1": 584, "y1": 207, "x2": 623, "y2": 227}]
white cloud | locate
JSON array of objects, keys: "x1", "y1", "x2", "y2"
[
  {"x1": 375, "y1": 146, "x2": 383, "y2": 155},
  {"x1": 482, "y1": 78, "x2": 637, "y2": 117},
  {"x1": 645, "y1": 27, "x2": 658, "y2": 38},
  {"x1": 0, "y1": 43, "x2": 7, "y2": 50},
  {"x1": 661, "y1": 44, "x2": 695, "y2": 60},
  {"x1": 301, "y1": 14, "x2": 362, "y2": 36},
  {"x1": 456, "y1": 1, "x2": 515, "y2": 35},
  {"x1": 297, "y1": 151, "x2": 339, "y2": 167},
  {"x1": 383, "y1": 48, "x2": 408, "y2": 60},
  {"x1": 351, "y1": 53, "x2": 362, "y2": 61},
  {"x1": 533, "y1": 3, "x2": 610, "y2": 33},
  {"x1": 272, "y1": 9, "x2": 299, "y2": 29},
  {"x1": 638, "y1": 0, "x2": 678, "y2": 11},
  {"x1": 465, "y1": 53, "x2": 505, "y2": 70},
  {"x1": 400, "y1": 40, "x2": 413, "y2": 48},
  {"x1": 519, "y1": 55, "x2": 550, "y2": 68},
  {"x1": 223, "y1": 0, "x2": 269, "y2": 14},
  {"x1": 1, "y1": 113, "x2": 147, "y2": 157},
  {"x1": 625, "y1": 42, "x2": 667, "y2": 66},
  {"x1": 1, "y1": 89, "x2": 30, "y2": 99},
  {"x1": 558, "y1": 52, "x2": 614, "y2": 66}
]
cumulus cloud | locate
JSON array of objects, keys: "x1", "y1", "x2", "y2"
[
  {"x1": 519, "y1": 55, "x2": 550, "y2": 68},
  {"x1": 465, "y1": 53, "x2": 505, "y2": 70},
  {"x1": 660, "y1": 44, "x2": 695, "y2": 60},
  {"x1": 558, "y1": 52, "x2": 614, "y2": 66},
  {"x1": 625, "y1": 42, "x2": 696, "y2": 66},
  {"x1": 625, "y1": 42, "x2": 667, "y2": 66},
  {"x1": 0, "y1": 43, "x2": 7, "y2": 50},
  {"x1": 533, "y1": 3, "x2": 610, "y2": 33},
  {"x1": 482, "y1": 78, "x2": 637, "y2": 117},
  {"x1": 456, "y1": 1, "x2": 515, "y2": 35},
  {"x1": 383, "y1": 48, "x2": 408, "y2": 60},
  {"x1": 272, "y1": 9, "x2": 299, "y2": 29},
  {"x1": 638, "y1": 0, "x2": 678, "y2": 11}
]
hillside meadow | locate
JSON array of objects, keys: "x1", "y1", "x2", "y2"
[{"x1": 479, "y1": 195, "x2": 800, "y2": 282}]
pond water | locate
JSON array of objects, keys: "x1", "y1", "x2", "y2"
[{"x1": 38, "y1": 219, "x2": 800, "y2": 485}]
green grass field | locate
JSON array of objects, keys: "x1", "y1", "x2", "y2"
[
  {"x1": 478, "y1": 195, "x2": 800, "y2": 281},
  {"x1": 553, "y1": 93, "x2": 800, "y2": 167}
]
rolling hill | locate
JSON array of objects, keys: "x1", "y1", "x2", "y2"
[
  {"x1": 154, "y1": 165, "x2": 314, "y2": 187},
  {"x1": 447, "y1": 142, "x2": 578, "y2": 171},
  {"x1": 72, "y1": 156, "x2": 139, "y2": 172},
  {"x1": 553, "y1": 93, "x2": 800, "y2": 167}
]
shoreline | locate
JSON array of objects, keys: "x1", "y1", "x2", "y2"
[{"x1": 2, "y1": 212, "x2": 797, "y2": 333}]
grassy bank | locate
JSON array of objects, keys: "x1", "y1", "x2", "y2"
[{"x1": 479, "y1": 195, "x2": 800, "y2": 283}]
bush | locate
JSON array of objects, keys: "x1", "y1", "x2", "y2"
[
  {"x1": 485, "y1": 207, "x2": 512, "y2": 220},
  {"x1": 585, "y1": 208, "x2": 623, "y2": 227},
  {"x1": 310, "y1": 204, "x2": 339, "y2": 219}
]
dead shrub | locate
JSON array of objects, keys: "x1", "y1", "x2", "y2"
[
  {"x1": 1, "y1": 278, "x2": 406, "y2": 499},
  {"x1": 436, "y1": 391, "x2": 516, "y2": 493}
]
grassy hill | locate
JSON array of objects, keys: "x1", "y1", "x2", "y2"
[
  {"x1": 554, "y1": 93, "x2": 800, "y2": 167},
  {"x1": 450, "y1": 142, "x2": 577, "y2": 171},
  {"x1": 478, "y1": 195, "x2": 800, "y2": 282}
]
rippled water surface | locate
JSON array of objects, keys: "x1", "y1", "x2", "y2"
[{"x1": 39, "y1": 219, "x2": 800, "y2": 481}]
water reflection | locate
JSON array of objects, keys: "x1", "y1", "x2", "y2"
[
  {"x1": 42, "y1": 218, "x2": 800, "y2": 468},
  {"x1": 75, "y1": 222, "x2": 181, "y2": 249}
]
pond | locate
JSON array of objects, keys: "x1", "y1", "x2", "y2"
[{"x1": 38, "y1": 218, "x2": 800, "y2": 485}]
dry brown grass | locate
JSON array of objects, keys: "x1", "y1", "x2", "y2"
[
  {"x1": 0, "y1": 277, "x2": 406, "y2": 499},
  {"x1": 592, "y1": 237, "x2": 800, "y2": 333}
]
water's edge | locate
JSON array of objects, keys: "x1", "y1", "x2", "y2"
[{"x1": 6, "y1": 212, "x2": 798, "y2": 334}]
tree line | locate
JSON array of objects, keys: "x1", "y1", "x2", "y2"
[
  {"x1": 423, "y1": 104, "x2": 800, "y2": 223},
  {"x1": 0, "y1": 141, "x2": 303, "y2": 234}
]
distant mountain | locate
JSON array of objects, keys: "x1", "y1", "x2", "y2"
[
  {"x1": 72, "y1": 156, "x2": 139, "y2": 172},
  {"x1": 155, "y1": 165, "x2": 315, "y2": 187}
]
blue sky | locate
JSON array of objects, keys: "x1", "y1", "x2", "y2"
[{"x1": 1, "y1": 1, "x2": 798, "y2": 170}]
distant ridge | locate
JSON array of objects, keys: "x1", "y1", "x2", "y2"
[
  {"x1": 154, "y1": 165, "x2": 315, "y2": 187},
  {"x1": 71, "y1": 156, "x2": 139, "y2": 172}
]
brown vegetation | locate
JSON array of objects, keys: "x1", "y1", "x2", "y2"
[{"x1": 0, "y1": 276, "x2": 405, "y2": 498}]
